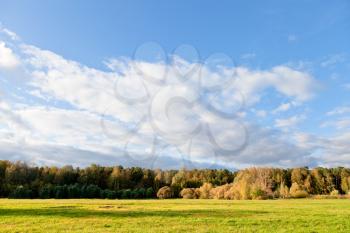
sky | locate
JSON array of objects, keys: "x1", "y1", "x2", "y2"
[{"x1": 0, "y1": 1, "x2": 350, "y2": 169}]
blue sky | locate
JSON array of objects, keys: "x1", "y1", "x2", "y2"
[
  {"x1": 0, "y1": 1, "x2": 350, "y2": 169},
  {"x1": 2, "y1": 1, "x2": 349, "y2": 67}
]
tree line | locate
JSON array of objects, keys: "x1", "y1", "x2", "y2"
[
  {"x1": 1, "y1": 160, "x2": 350, "y2": 199},
  {"x1": 0, "y1": 161, "x2": 234, "y2": 199},
  {"x1": 176, "y1": 167, "x2": 350, "y2": 200}
]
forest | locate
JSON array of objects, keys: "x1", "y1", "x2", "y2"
[{"x1": 1, "y1": 160, "x2": 350, "y2": 200}]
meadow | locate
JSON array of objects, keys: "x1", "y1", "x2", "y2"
[{"x1": 0, "y1": 199, "x2": 350, "y2": 232}]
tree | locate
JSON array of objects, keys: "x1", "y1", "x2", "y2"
[
  {"x1": 130, "y1": 167, "x2": 144, "y2": 185},
  {"x1": 0, "y1": 160, "x2": 9, "y2": 197},
  {"x1": 279, "y1": 182, "x2": 290, "y2": 198},
  {"x1": 340, "y1": 168, "x2": 350, "y2": 194},
  {"x1": 171, "y1": 169, "x2": 187, "y2": 189},
  {"x1": 109, "y1": 166, "x2": 123, "y2": 190},
  {"x1": 2, "y1": 160, "x2": 350, "y2": 199},
  {"x1": 291, "y1": 168, "x2": 308, "y2": 187},
  {"x1": 55, "y1": 165, "x2": 77, "y2": 185},
  {"x1": 5, "y1": 162, "x2": 30, "y2": 185}
]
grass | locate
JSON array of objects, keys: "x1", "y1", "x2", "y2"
[{"x1": 0, "y1": 199, "x2": 350, "y2": 232}]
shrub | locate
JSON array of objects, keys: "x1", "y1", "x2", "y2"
[
  {"x1": 312, "y1": 195, "x2": 339, "y2": 199},
  {"x1": 115, "y1": 190, "x2": 122, "y2": 199},
  {"x1": 39, "y1": 185, "x2": 53, "y2": 199},
  {"x1": 224, "y1": 186, "x2": 240, "y2": 200},
  {"x1": 130, "y1": 188, "x2": 147, "y2": 199},
  {"x1": 228, "y1": 168, "x2": 274, "y2": 200},
  {"x1": 85, "y1": 184, "x2": 101, "y2": 198},
  {"x1": 67, "y1": 184, "x2": 81, "y2": 198},
  {"x1": 170, "y1": 184, "x2": 182, "y2": 198},
  {"x1": 121, "y1": 189, "x2": 131, "y2": 199},
  {"x1": 131, "y1": 189, "x2": 139, "y2": 199},
  {"x1": 54, "y1": 185, "x2": 68, "y2": 199},
  {"x1": 180, "y1": 188, "x2": 198, "y2": 199},
  {"x1": 290, "y1": 182, "x2": 308, "y2": 198},
  {"x1": 101, "y1": 189, "x2": 116, "y2": 199},
  {"x1": 279, "y1": 182, "x2": 290, "y2": 199},
  {"x1": 330, "y1": 189, "x2": 339, "y2": 196},
  {"x1": 157, "y1": 186, "x2": 172, "y2": 199},
  {"x1": 292, "y1": 190, "x2": 308, "y2": 198},
  {"x1": 145, "y1": 187, "x2": 154, "y2": 198},
  {"x1": 251, "y1": 187, "x2": 268, "y2": 200},
  {"x1": 198, "y1": 183, "x2": 213, "y2": 199},
  {"x1": 138, "y1": 188, "x2": 146, "y2": 198},
  {"x1": 9, "y1": 186, "x2": 32, "y2": 199},
  {"x1": 210, "y1": 184, "x2": 232, "y2": 199}
]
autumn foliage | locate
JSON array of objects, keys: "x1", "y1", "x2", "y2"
[{"x1": 1, "y1": 160, "x2": 350, "y2": 199}]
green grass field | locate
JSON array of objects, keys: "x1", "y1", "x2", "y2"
[{"x1": 1, "y1": 199, "x2": 350, "y2": 232}]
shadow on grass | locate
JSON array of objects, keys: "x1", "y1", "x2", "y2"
[{"x1": 0, "y1": 207, "x2": 268, "y2": 219}]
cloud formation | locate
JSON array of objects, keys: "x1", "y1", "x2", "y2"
[
  {"x1": 0, "y1": 42, "x2": 19, "y2": 69},
  {"x1": 1, "y1": 27, "x2": 346, "y2": 169}
]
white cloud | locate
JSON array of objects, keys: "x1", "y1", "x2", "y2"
[
  {"x1": 234, "y1": 66, "x2": 316, "y2": 105},
  {"x1": 321, "y1": 53, "x2": 346, "y2": 67},
  {"x1": 275, "y1": 115, "x2": 306, "y2": 129},
  {"x1": 321, "y1": 118, "x2": 350, "y2": 130},
  {"x1": 0, "y1": 41, "x2": 20, "y2": 69},
  {"x1": 0, "y1": 28, "x2": 326, "y2": 168},
  {"x1": 256, "y1": 110, "x2": 267, "y2": 117},
  {"x1": 291, "y1": 131, "x2": 350, "y2": 168},
  {"x1": 1, "y1": 28, "x2": 20, "y2": 41},
  {"x1": 335, "y1": 119, "x2": 350, "y2": 129},
  {"x1": 327, "y1": 106, "x2": 350, "y2": 116},
  {"x1": 273, "y1": 102, "x2": 292, "y2": 113},
  {"x1": 229, "y1": 125, "x2": 315, "y2": 168},
  {"x1": 318, "y1": 132, "x2": 350, "y2": 167}
]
